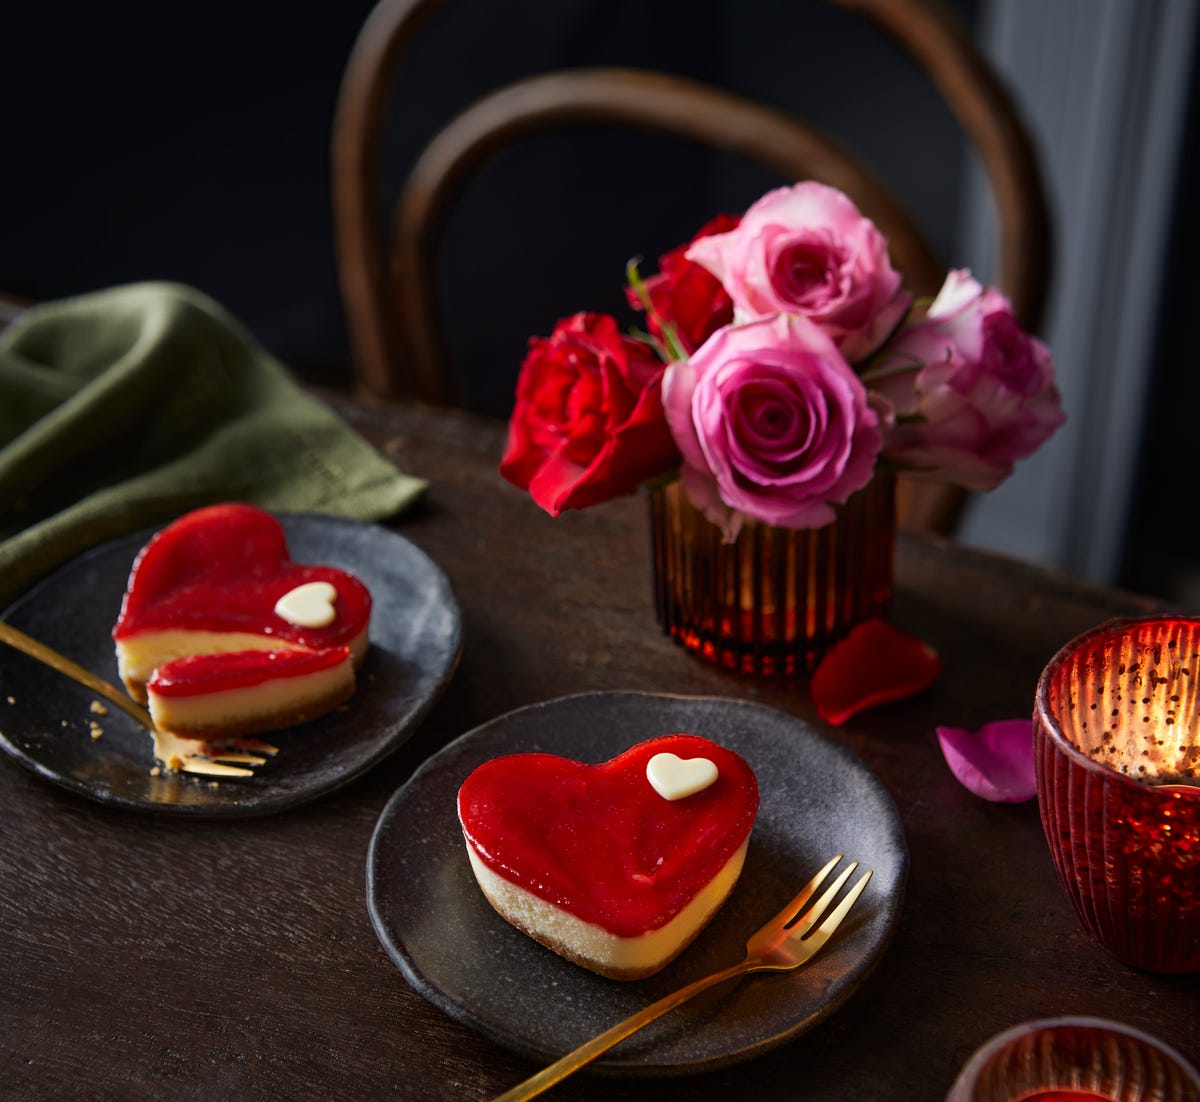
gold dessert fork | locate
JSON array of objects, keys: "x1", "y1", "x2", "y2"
[
  {"x1": 492, "y1": 854, "x2": 872, "y2": 1101},
  {"x1": 0, "y1": 621, "x2": 275, "y2": 778}
]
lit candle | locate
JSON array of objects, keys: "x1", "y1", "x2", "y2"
[
  {"x1": 1034, "y1": 616, "x2": 1200, "y2": 973},
  {"x1": 945, "y1": 1017, "x2": 1200, "y2": 1102}
]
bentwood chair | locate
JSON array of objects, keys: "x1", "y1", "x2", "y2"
[{"x1": 331, "y1": 0, "x2": 1051, "y2": 535}]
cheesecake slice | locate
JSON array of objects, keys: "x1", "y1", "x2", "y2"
[
  {"x1": 113, "y1": 503, "x2": 371, "y2": 703},
  {"x1": 146, "y1": 646, "x2": 355, "y2": 739},
  {"x1": 458, "y1": 734, "x2": 759, "y2": 980}
]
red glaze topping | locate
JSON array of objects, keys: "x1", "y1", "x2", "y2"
[
  {"x1": 112, "y1": 504, "x2": 370, "y2": 647},
  {"x1": 147, "y1": 646, "x2": 352, "y2": 697},
  {"x1": 458, "y1": 734, "x2": 759, "y2": 937}
]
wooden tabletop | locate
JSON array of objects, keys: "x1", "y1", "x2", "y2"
[{"x1": 1, "y1": 394, "x2": 1194, "y2": 1101}]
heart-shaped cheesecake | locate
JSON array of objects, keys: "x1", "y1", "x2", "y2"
[
  {"x1": 146, "y1": 646, "x2": 355, "y2": 739},
  {"x1": 458, "y1": 734, "x2": 759, "y2": 979},
  {"x1": 117, "y1": 504, "x2": 372, "y2": 729}
]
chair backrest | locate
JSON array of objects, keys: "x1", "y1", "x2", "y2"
[{"x1": 332, "y1": 0, "x2": 1051, "y2": 535}]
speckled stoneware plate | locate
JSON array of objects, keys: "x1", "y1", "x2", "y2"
[
  {"x1": 366, "y1": 691, "x2": 908, "y2": 1075},
  {"x1": 0, "y1": 515, "x2": 462, "y2": 817}
]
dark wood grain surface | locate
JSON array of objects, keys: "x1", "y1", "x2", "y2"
[{"x1": 1, "y1": 393, "x2": 1194, "y2": 1102}]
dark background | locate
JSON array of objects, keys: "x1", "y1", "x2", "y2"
[
  {"x1": 0, "y1": 0, "x2": 979, "y2": 393},
  {"x1": 1, "y1": 0, "x2": 1194, "y2": 603}
]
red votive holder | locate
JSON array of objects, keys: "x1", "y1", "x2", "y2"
[
  {"x1": 945, "y1": 1017, "x2": 1200, "y2": 1101},
  {"x1": 1034, "y1": 616, "x2": 1200, "y2": 973}
]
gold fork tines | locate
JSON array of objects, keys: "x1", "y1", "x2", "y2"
[
  {"x1": 150, "y1": 728, "x2": 277, "y2": 778},
  {"x1": 0, "y1": 621, "x2": 272, "y2": 779},
  {"x1": 493, "y1": 854, "x2": 873, "y2": 1101}
]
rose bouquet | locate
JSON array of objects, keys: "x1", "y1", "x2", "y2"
[{"x1": 500, "y1": 181, "x2": 1064, "y2": 537}]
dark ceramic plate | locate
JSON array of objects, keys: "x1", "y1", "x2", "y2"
[
  {"x1": 366, "y1": 691, "x2": 908, "y2": 1075},
  {"x1": 0, "y1": 515, "x2": 462, "y2": 817}
]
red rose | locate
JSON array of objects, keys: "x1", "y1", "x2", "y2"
[
  {"x1": 501, "y1": 312, "x2": 680, "y2": 515},
  {"x1": 630, "y1": 213, "x2": 741, "y2": 355}
]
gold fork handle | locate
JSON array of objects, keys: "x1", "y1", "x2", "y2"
[
  {"x1": 492, "y1": 960, "x2": 751, "y2": 1101},
  {"x1": 0, "y1": 621, "x2": 153, "y2": 730}
]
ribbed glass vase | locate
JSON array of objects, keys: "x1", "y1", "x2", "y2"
[
  {"x1": 1034, "y1": 615, "x2": 1200, "y2": 974},
  {"x1": 945, "y1": 1017, "x2": 1200, "y2": 1101},
  {"x1": 648, "y1": 475, "x2": 895, "y2": 676}
]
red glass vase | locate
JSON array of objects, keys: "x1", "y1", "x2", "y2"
[
  {"x1": 648, "y1": 475, "x2": 895, "y2": 676},
  {"x1": 1034, "y1": 616, "x2": 1200, "y2": 974}
]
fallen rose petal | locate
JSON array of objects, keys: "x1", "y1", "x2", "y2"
[
  {"x1": 936, "y1": 719, "x2": 1036, "y2": 802},
  {"x1": 810, "y1": 619, "x2": 940, "y2": 724}
]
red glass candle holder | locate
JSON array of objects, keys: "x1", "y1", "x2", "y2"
[
  {"x1": 648, "y1": 475, "x2": 894, "y2": 676},
  {"x1": 945, "y1": 1017, "x2": 1200, "y2": 1101},
  {"x1": 1034, "y1": 616, "x2": 1200, "y2": 973}
]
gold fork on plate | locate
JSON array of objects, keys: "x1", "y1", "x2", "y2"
[
  {"x1": 0, "y1": 621, "x2": 276, "y2": 778},
  {"x1": 493, "y1": 853, "x2": 873, "y2": 1101}
]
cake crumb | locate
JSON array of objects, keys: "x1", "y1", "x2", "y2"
[
  {"x1": 89, "y1": 700, "x2": 108, "y2": 717},
  {"x1": 89, "y1": 725, "x2": 103, "y2": 741},
  {"x1": 150, "y1": 766, "x2": 162, "y2": 777},
  {"x1": 209, "y1": 781, "x2": 220, "y2": 789},
  {"x1": 5, "y1": 695, "x2": 14, "y2": 705}
]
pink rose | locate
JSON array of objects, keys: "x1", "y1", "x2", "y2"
[
  {"x1": 871, "y1": 270, "x2": 1065, "y2": 490},
  {"x1": 685, "y1": 182, "x2": 911, "y2": 362},
  {"x1": 663, "y1": 313, "x2": 884, "y2": 533}
]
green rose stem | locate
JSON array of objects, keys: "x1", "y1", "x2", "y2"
[{"x1": 625, "y1": 257, "x2": 689, "y2": 363}]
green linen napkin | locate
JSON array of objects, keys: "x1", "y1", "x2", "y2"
[{"x1": 0, "y1": 282, "x2": 426, "y2": 607}]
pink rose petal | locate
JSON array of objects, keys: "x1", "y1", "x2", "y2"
[
  {"x1": 936, "y1": 719, "x2": 1036, "y2": 802},
  {"x1": 810, "y1": 619, "x2": 940, "y2": 725}
]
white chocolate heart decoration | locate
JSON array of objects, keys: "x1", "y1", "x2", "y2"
[
  {"x1": 646, "y1": 752, "x2": 718, "y2": 801},
  {"x1": 274, "y1": 581, "x2": 339, "y2": 628}
]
